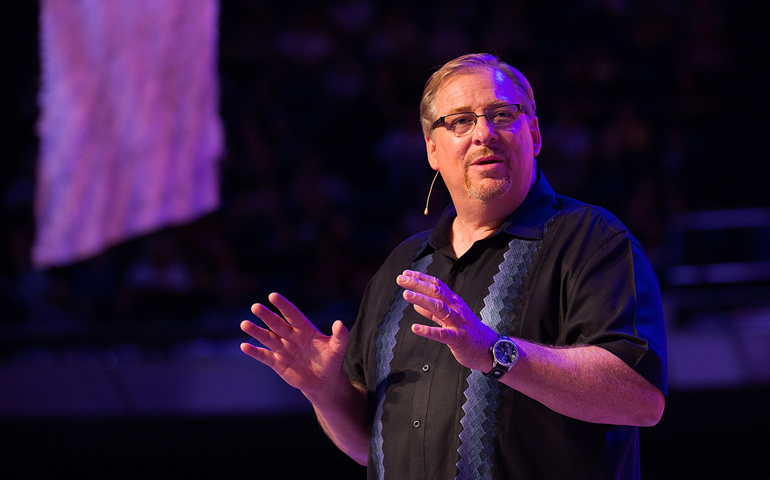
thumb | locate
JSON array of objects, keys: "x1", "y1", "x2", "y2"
[{"x1": 329, "y1": 320, "x2": 350, "y2": 356}]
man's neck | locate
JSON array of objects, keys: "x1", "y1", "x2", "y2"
[
  {"x1": 448, "y1": 166, "x2": 538, "y2": 258},
  {"x1": 449, "y1": 202, "x2": 510, "y2": 258}
]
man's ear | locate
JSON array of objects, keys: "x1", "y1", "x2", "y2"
[
  {"x1": 425, "y1": 135, "x2": 439, "y2": 170},
  {"x1": 529, "y1": 116, "x2": 542, "y2": 157}
]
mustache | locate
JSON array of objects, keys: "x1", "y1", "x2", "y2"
[{"x1": 464, "y1": 147, "x2": 510, "y2": 168}]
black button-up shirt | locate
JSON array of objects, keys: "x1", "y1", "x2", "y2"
[{"x1": 345, "y1": 171, "x2": 667, "y2": 479}]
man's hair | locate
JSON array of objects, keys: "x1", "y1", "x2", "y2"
[{"x1": 419, "y1": 53, "x2": 536, "y2": 138}]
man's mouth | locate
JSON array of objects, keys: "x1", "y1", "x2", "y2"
[
  {"x1": 467, "y1": 147, "x2": 507, "y2": 167},
  {"x1": 474, "y1": 158, "x2": 500, "y2": 166},
  {"x1": 470, "y1": 156, "x2": 503, "y2": 168}
]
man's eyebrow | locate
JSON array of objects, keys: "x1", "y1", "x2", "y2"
[
  {"x1": 444, "y1": 105, "x2": 473, "y2": 115},
  {"x1": 488, "y1": 100, "x2": 516, "y2": 108},
  {"x1": 444, "y1": 101, "x2": 515, "y2": 115}
]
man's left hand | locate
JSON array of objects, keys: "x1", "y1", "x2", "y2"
[{"x1": 396, "y1": 270, "x2": 498, "y2": 372}]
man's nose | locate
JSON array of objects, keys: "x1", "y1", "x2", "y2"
[{"x1": 473, "y1": 115, "x2": 498, "y2": 145}]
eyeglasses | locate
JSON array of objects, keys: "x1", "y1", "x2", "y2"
[{"x1": 431, "y1": 103, "x2": 523, "y2": 137}]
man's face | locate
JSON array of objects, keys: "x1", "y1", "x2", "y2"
[{"x1": 425, "y1": 68, "x2": 541, "y2": 209}]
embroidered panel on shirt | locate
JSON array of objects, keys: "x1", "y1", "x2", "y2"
[
  {"x1": 456, "y1": 237, "x2": 542, "y2": 480},
  {"x1": 371, "y1": 251, "x2": 433, "y2": 480}
]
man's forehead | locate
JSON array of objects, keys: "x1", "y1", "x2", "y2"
[{"x1": 436, "y1": 68, "x2": 518, "y2": 109}]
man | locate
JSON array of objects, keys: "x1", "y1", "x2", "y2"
[{"x1": 240, "y1": 53, "x2": 667, "y2": 479}]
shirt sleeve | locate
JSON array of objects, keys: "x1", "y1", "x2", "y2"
[{"x1": 562, "y1": 225, "x2": 668, "y2": 397}]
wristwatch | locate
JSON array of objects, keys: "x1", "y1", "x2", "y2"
[{"x1": 484, "y1": 334, "x2": 519, "y2": 380}]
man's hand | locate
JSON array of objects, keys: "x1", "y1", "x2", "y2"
[
  {"x1": 240, "y1": 292, "x2": 349, "y2": 398},
  {"x1": 396, "y1": 270, "x2": 498, "y2": 373},
  {"x1": 241, "y1": 293, "x2": 371, "y2": 463}
]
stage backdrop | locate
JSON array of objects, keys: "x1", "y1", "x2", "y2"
[{"x1": 33, "y1": 0, "x2": 223, "y2": 268}]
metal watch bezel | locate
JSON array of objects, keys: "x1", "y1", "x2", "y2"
[{"x1": 484, "y1": 335, "x2": 518, "y2": 380}]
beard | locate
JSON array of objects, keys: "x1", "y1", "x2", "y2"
[
  {"x1": 463, "y1": 148, "x2": 512, "y2": 200},
  {"x1": 465, "y1": 171, "x2": 512, "y2": 200}
]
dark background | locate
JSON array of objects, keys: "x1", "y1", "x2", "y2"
[{"x1": 2, "y1": 1, "x2": 768, "y2": 478}]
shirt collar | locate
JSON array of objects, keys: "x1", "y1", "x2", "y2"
[
  {"x1": 497, "y1": 168, "x2": 555, "y2": 240},
  {"x1": 423, "y1": 169, "x2": 555, "y2": 256}
]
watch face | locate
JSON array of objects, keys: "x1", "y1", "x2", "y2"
[{"x1": 494, "y1": 339, "x2": 518, "y2": 366}]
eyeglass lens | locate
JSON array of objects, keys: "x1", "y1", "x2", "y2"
[{"x1": 444, "y1": 105, "x2": 520, "y2": 136}]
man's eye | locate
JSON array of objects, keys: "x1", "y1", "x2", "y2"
[{"x1": 449, "y1": 115, "x2": 474, "y2": 127}]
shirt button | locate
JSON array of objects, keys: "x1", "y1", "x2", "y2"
[
  {"x1": 413, "y1": 420, "x2": 421, "y2": 428},
  {"x1": 422, "y1": 364, "x2": 430, "y2": 372}
]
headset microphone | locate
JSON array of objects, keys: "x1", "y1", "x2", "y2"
[{"x1": 424, "y1": 170, "x2": 441, "y2": 215}]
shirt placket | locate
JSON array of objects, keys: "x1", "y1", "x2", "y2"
[{"x1": 408, "y1": 341, "x2": 443, "y2": 480}]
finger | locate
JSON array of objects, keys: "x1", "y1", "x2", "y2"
[
  {"x1": 403, "y1": 270, "x2": 448, "y2": 291},
  {"x1": 416, "y1": 304, "x2": 454, "y2": 328},
  {"x1": 240, "y1": 342, "x2": 277, "y2": 368},
  {"x1": 241, "y1": 320, "x2": 284, "y2": 351},
  {"x1": 403, "y1": 289, "x2": 453, "y2": 324},
  {"x1": 411, "y1": 323, "x2": 458, "y2": 344},
  {"x1": 329, "y1": 320, "x2": 350, "y2": 358},
  {"x1": 401, "y1": 269, "x2": 436, "y2": 284},
  {"x1": 397, "y1": 271, "x2": 447, "y2": 301},
  {"x1": 268, "y1": 292, "x2": 319, "y2": 332},
  {"x1": 251, "y1": 302, "x2": 293, "y2": 338}
]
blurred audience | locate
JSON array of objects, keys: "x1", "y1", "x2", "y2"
[{"x1": 0, "y1": 1, "x2": 745, "y2": 331}]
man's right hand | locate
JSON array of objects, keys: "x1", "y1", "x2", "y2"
[
  {"x1": 241, "y1": 293, "x2": 370, "y2": 464},
  {"x1": 240, "y1": 292, "x2": 349, "y2": 398}
]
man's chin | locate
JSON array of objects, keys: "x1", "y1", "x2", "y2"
[{"x1": 465, "y1": 177, "x2": 511, "y2": 201}]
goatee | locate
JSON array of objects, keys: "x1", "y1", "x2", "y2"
[{"x1": 463, "y1": 147, "x2": 512, "y2": 200}]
